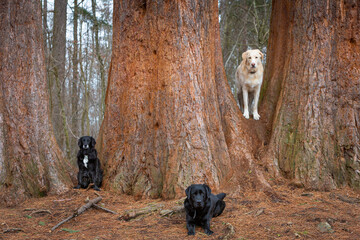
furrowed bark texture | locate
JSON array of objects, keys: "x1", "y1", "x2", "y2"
[
  {"x1": 263, "y1": 0, "x2": 360, "y2": 189},
  {"x1": 0, "y1": 0, "x2": 75, "y2": 206},
  {"x1": 98, "y1": 0, "x2": 269, "y2": 199}
]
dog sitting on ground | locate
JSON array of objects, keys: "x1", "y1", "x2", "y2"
[
  {"x1": 235, "y1": 49, "x2": 264, "y2": 120},
  {"x1": 184, "y1": 184, "x2": 226, "y2": 235},
  {"x1": 74, "y1": 136, "x2": 103, "y2": 191}
]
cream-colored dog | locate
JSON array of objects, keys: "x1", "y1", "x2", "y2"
[{"x1": 235, "y1": 49, "x2": 264, "y2": 120}]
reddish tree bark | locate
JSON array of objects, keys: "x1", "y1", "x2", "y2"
[
  {"x1": 98, "y1": 0, "x2": 269, "y2": 199},
  {"x1": 0, "y1": 0, "x2": 75, "y2": 206},
  {"x1": 262, "y1": 0, "x2": 360, "y2": 190}
]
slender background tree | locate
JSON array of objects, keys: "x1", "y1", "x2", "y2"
[{"x1": 42, "y1": 0, "x2": 112, "y2": 163}]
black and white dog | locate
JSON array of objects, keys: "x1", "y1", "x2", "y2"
[
  {"x1": 74, "y1": 136, "x2": 103, "y2": 191},
  {"x1": 184, "y1": 184, "x2": 226, "y2": 235}
]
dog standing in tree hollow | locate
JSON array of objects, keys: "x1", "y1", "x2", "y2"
[
  {"x1": 74, "y1": 136, "x2": 103, "y2": 191},
  {"x1": 184, "y1": 184, "x2": 226, "y2": 235},
  {"x1": 235, "y1": 49, "x2": 264, "y2": 120}
]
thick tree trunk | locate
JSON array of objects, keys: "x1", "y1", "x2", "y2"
[
  {"x1": 0, "y1": 0, "x2": 75, "y2": 206},
  {"x1": 263, "y1": 0, "x2": 360, "y2": 190},
  {"x1": 98, "y1": 0, "x2": 269, "y2": 199}
]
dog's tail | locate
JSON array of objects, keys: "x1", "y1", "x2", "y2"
[
  {"x1": 216, "y1": 193, "x2": 226, "y2": 201},
  {"x1": 237, "y1": 87, "x2": 244, "y2": 113}
]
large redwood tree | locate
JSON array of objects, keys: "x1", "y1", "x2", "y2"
[
  {"x1": 262, "y1": 0, "x2": 360, "y2": 190},
  {"x1": 98, "y1": 0, "x2": 269, "y2": 199},
  {"x1": 0, "y1": 0, "x2": 75, "y2": 206}
]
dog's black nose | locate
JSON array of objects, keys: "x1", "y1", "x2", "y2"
[{"x1": 83, "y1": 145, "x2": 89, "y2": 149}]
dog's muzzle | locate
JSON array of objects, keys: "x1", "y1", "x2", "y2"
[{"x1": 83, "y1": 145, "x2": 89, "y2": 149}]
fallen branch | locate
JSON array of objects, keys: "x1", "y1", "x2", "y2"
[
  {"x1": 160, "y1": 205, "x2": 184, "y2": 216},
  {"x1": 51, "y1": 197, "x2": 102, "y2": 231},
  {"x1": 332, "y1": 193, "x2": 360, "y2": 204},
  {"x1": 118, "y1": 203, "x2": 164, "y2": 221}
]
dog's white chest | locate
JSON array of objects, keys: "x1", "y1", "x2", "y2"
[{"x1": 83, "y1": 155, "x2": 89, "y2": 168}]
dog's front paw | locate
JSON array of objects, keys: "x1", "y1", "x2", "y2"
[
  {"x1": 74, "y1": 185, "x2": 81, "y2": 189},
  {"x1": 93, "y1": 186, "x2": 101, "y2": 191},
  {"x1": 187, "y1": 230, "x2": 195, "y2": 235},
  {"x1": 205, "y1": 229, "x2": 214, "y2": 235},
  {"x1": 243, "y1": 111, "x2": 250, "y2": 119},
  {"x1": 253, "y1": 112, "x2": 260, "y2": 120}
]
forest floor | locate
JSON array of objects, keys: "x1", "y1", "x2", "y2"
[{"x1": 0, "y1": 184, "x2": 359, "y2": 240}]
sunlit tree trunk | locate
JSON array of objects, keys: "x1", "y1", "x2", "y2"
[
  {"x1": 0, "y1": 0, "x2": 75, "y2": 206},
  {"x1": 263, "y1": 0, "x2": 360, "y2": 190},
  {"x1": 98, "y1": 0, "x2": 270, "y2": 199}
]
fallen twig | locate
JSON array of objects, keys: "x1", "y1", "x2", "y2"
[
  {"x1": 3, "y1": 228, "x2": 23, "y2": 233},
  {"x1": 30, "y1": 209, "x2": 52, "y2": 216},
  {"x1": 51, "y1": 197, "x2": 102, "y2": 231},
  {"x1": 23, "y1": 208, "x2": 36, "y2": 211},
  {"x1": 53, "y1": 198, "x2": 73, "y2": 202},
  {"x1": 93, "y1": 204, "x2": 117, "y2": 214}
]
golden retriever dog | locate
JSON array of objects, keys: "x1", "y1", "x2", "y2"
[{"x1": 235, "y1": 49, "x2": 264, "y2": 120}]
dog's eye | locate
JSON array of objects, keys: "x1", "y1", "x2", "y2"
[
  {"x1": 248, "y1": 57, "x2": 251, "y2": 59},
  {"x1": 255, "y1": 56, "x2": 258, "y2": 59}
]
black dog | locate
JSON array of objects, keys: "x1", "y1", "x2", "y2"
[
  {"x1": 74, "y1": 136, "x2": 103, "y2": 191},
  {"x1": 184, "y1": 184, "x2": 226, "y2": 235}
]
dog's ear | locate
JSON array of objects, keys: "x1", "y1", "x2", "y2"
[
  {"x1": 203, "y1": 184, "x2": 211, "y2": 200},
  {"x1": 91, "y1": 137, "x2": 96, "y2": 147},
  {"x1": 256, "y1": 49, "x2": 264, "y2": 60},
  {"x1": 185, "y1": 185, "x2": 192, "y2": 199},
  {"x1": 242, "y1": 51, "x2": 248, "y2": 62},
  {"x1": 78, "y1": 138, "x2": 82, "y2": 148}
]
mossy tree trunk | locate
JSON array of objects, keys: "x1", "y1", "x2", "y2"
[
  {"x1": 262, "y1": 0, "x2": 360, "y2": 190},
  {"x1": 0, "y1": 0, "x2": 75, "y2": 206},
  {"x1": 98, "y1": 0, "x2": 270, "y2": 199}
]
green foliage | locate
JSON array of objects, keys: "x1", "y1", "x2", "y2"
[{"x1": 61, "y1": 228, "x2": 80, "y2": 233}]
